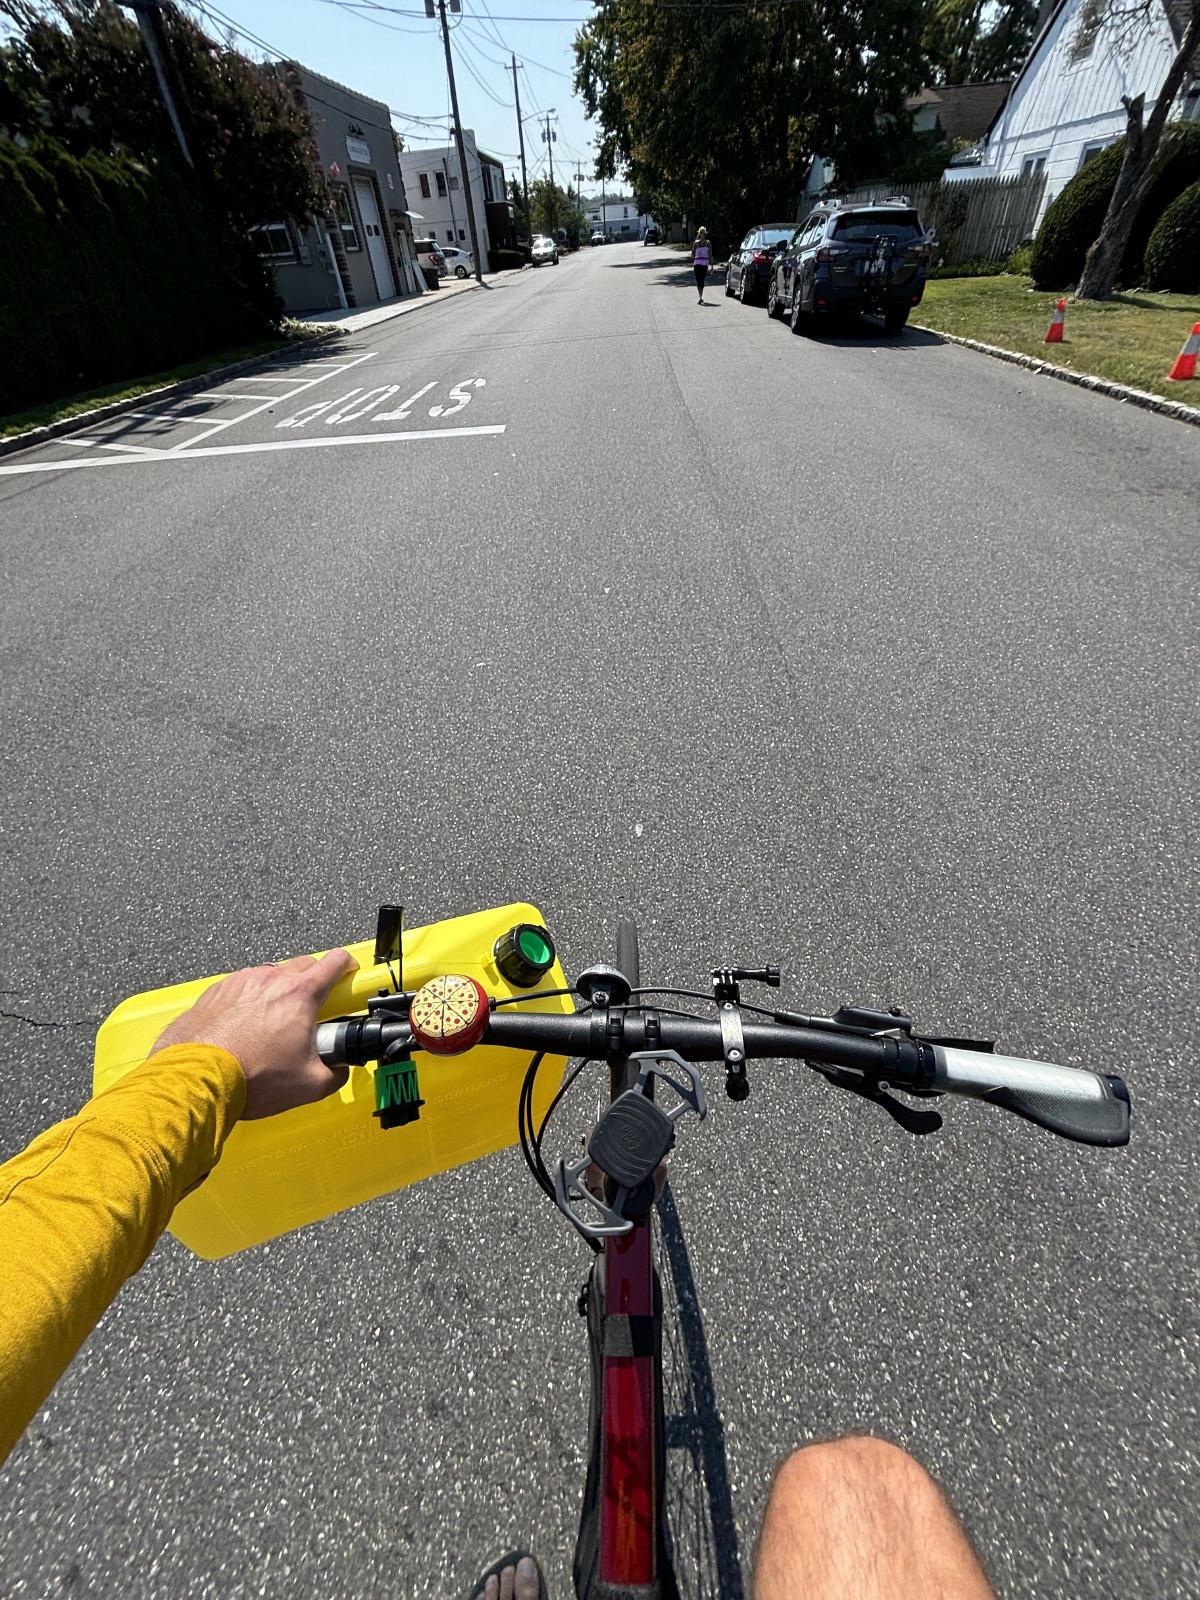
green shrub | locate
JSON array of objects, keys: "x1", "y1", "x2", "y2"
[
  {"x1": 0, "y1": 137, "x2": 276, "y2": 414},
  {"x1": 1030, "y1": 142, "x2": 1126, "y2": 288},
  {"x1": 1143, "y1": 178, "x2": 1200, "y2": 292},
  {"x1": 488, "y1": 247, "x2": 528, "y2": 272},
  {"x1": 1030, "y1": 124, "x2": 1200, "y2": 289},
  {"x1": 1005, "y1": 243, "x2": 1033, "y2": 275}
]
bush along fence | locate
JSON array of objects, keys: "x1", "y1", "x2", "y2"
[
  {"x1": 0, "y1": 137, "x2": 278, "y2": 415},
  {"x1": 835, "y1": 172, "x2": 1047, "y2": 269}
]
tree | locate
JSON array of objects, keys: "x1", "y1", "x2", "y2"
[
  {"x1": 0, "y1": 0, "x2": 325, "y2": 229},
  {"x1": 508, "y1": 174, "x2": 530, "y2": 241},
  {"x1": 574, "y1": 0, "x2": 932, "y2": 252},
  {"x1": 530, "y1": 175, "x2": 584, "y2": 241},
  {"x1": 923, "y1": 0, "x2": 1039, "y2": 85},
  {"x1": 1075, "y1": 0, "x2": 1200, "y2": 299}
]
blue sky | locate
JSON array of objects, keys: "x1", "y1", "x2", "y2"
[{"x1": 187, "y1": 0, "x2": 627, "y2": 195}]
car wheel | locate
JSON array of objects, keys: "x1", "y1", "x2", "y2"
[
  {"x1": 883, "y1": 305, "x2": 910, "y2": 334},
  {"x1": 724, "y1": 267, "x2": 735, "y2": 298},
  {"x1": 767, "y1": 276, "x2": 782, "y2": 319},
  {"x1": 789, "y1": 287, "x2": 807, "y2": 335},
  {"x1": 455, "y1": 265, "x2": 468, "y2": 279},
  {"x1": 739, "y1": 270, "x2": 753, "y2": 305}
]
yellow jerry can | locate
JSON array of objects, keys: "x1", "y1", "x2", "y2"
[{"x1": 92, "y1": 903, "x2": 573, "y2": 1259}]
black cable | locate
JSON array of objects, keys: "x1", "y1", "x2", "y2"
[
  {"x1": 628, "y1": 986, "x2": 785, "y2": 1020},
  {"x1": 491, "y1": 986, "x2": 578, "y2": 1008}
]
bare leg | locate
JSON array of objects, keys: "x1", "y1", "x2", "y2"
[{"x1": 753, "y1": 1436, "x2": 996, "y2": 1600}]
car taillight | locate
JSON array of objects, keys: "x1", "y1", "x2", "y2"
[
  {"x1": 751, "y1": 249, "x2": 773, "y2": 264},
  {"x1": 815, "y1": 246, "x2": 850, "y2": 263}
]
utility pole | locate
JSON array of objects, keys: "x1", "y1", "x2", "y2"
[
  {"x1": 511, "y1": 54, "x2": 530, "y2": 244},
  {"x1": 432, "y1": 0, "x2": 484, "y2": 284},
  {"x1": 129, "y1": 0, "x2": 192, "y2": 167},
  {"x1": 540, "y1": 112, "x2": 557, "y2": 234},
  {"x1": 442, "y1": 154, "x2": 459, "y2": 245}
]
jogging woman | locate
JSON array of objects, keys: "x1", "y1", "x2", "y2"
[{"x1": 692, "y1": 227, "x2": 712, "y2": 303}]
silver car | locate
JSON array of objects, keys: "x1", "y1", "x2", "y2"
[{"x1": 531, "y1": 235, "x2": 559, "y2": 266}]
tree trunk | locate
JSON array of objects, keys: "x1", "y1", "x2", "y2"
[{"x1": 1076, "y1": 3, "x2": 1200, "y2": 301}]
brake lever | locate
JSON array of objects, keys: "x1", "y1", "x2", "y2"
[{"x1": 810, "y1": 1063, "x2": 943, "y2": 1136}]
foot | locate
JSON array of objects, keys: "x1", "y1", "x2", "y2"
[{"x1": 468, "y1": 1552, "x2": 545, "y2": 1600}]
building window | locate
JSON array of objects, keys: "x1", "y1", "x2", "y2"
[
  {"x1": 458, "y1": 228, "x2": 465, "y2": 240},
  {"x1": 419, "y1": 173, "x2": 431, "y2": 199},
  {"x1": 1071, "y1": 1, "x2": 1101, "y2": 60},
  {"x1": 331, "y1": 186, "x2": 361, "y2": 251},
  {"x1": 446, "y1": 229, "x2": 454, "y2": 242},
  {"x1": 1021, "y1": 154, "x2": 1047, "y2": 178},
  {"x1": 436, "y1": 170, "x2": 448, "y2": 196},
  {"x1": 248, "y1": 221, "x2": 295, "y2": 262},
  {"x1": 1078, "y1": 141, "x2": 1107, "y2": 169},
  {"x1": 623, "y1": 206, "x2": 629, "y2": 217},
  {"x1": 448, "y1": 174, "x2": 460, "y2": 190}
]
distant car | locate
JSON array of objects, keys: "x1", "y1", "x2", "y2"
[
  {"x1": 643, "y1": 226, "x2": 660, "y2": 246},
  {"x1": 590, "y1": 229, "x2": 605, "y2": 246},
  {"x1": 725, "y1": 224, "x2": 794, "y2": 304},
  {"x1": 767, "y1": 200, "x2": 931, "y2": 334},
  {"x1": 440, "y1": 245, "x2": 475, "y2": 279},
  {"x1": 531, "y1": 234, "x2": 559, "y2": 266},
  {"x1": 412, "y1": 238, "x2": 448, "y2": 288}
]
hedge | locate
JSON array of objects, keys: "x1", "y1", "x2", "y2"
[
  {"x1": 1030, "y1": 125, "x2": 1200, "y2": 290},
  {"x1": 0, "y1": 137, "x2": 278, "y2": 414},
  {"x1": 1143, "y1": 178, "x2": 1200, "y2": 292}
]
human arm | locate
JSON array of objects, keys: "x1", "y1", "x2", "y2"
[{"x1": 0, "y1": 949, "x2": 355, "y2": 1463}]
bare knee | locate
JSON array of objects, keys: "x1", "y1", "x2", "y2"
[{"x1": 771, "y1": 1433, "x2": 928, "y2": 1504}]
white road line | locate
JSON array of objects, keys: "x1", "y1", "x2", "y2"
[
  {"x1": 169, "y1": 351, "x2": 378, "y2": 451},
  {"x1": 0, "y1": 424, "x2": 506, "y2": 475},
  {"x1": 204, "y1": 391, "x2": 294, "y2": 401}
]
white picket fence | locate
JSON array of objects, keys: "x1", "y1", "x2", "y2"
[{"x1": 833, "y1": 172, "x2": 1048, "y2": 266}]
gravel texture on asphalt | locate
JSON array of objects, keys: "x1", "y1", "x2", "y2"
[{"x1": 1, "y1": 245, "x2": 1197, "y2": 1600}]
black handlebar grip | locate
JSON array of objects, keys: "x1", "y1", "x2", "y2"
[{"x1": 931, "y1": 1046, "x2": 1131, "y2": 1147}]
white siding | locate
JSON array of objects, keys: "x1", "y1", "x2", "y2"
[
  {"x1": 398, "y1": 132, "x2": 497, "y2": 256},
  {"x1": 952, "y1": 0, "x2": 1182, "y2": 221}
]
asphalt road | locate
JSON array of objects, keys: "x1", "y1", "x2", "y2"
[{"x1": 1, "y1": 244, "x2": 1197, "y2": 1600}]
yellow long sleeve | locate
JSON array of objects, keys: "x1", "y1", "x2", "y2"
[{"x1": 0, "y1": 1044, "x2": 245, "y2": 1463}]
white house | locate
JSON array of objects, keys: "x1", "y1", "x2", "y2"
[
  {"x1": 398, "y1": 134, "x2": 507, "y2": 259},
  {"x1": 583, "y1": 196, "x2": 654, "y2": 239},
  {"x1": 945, "y1": 0, "x2": 1200, "y2": 222}
]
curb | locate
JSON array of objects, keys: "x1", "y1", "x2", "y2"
[
  {"x1": 0, "y1": 325, "x2": 346, "y2": 461},
  {"x1": 913, "y1": 324, "x2": 1200, "y2": 429}
]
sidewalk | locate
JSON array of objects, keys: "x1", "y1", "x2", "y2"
[{"x1": 302, "y1": 269, "x2": 512, "y2": 333}]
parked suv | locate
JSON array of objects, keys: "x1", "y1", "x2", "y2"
[
  {"x1": 766, "y1": 200, "x2": 930, "y2": 334},
  {"x1": 413, "y1": 238, "x2": 448, "y2": 289},
  {"x1": 643, "y1": 225, "x2": 660, "y2": 246}
]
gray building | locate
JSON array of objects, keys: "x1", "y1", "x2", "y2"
[{"x1": 254, "y1": 64, "x2": 423, "y2": 314}]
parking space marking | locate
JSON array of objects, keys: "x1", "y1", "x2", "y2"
[{"x1": 0, "y1": 424, "x2": 506, "y2": 476}]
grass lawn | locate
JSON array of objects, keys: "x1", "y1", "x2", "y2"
[
  {"x1": 917, "y1": 275, "x2": 1200, "y2": 404},
  {"x1": 0, "y1": 325, "x2": 329, "y2": 440}
]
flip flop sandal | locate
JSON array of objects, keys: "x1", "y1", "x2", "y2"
[{"x1": 463, "y1": 1549, "x2": 549, "y2": 1600}]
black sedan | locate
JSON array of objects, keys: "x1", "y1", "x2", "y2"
[{"x1": 725, "y1": 224, "x2": 795, "y2": 305}]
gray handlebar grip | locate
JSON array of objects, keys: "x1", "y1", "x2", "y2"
[{"x1": 930, "y1": 1046, "x2": 1131, "y2": 1147}]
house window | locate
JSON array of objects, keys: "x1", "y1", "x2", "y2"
[
  {"x1": 331, "y1": 186, "x2": 361, "y2": 251},
  {"x1": 449, "y1": 174, "x2": 460, "y2": 190},
  {"x1": 436, "y1": 171, "x2": 447, "y2": 196},
  {"x1": 1021, "y1": 154, "x2": 1047, "y2": 178},
  {"x1": 458, "y1": 228, "x2": 465, "y2": 240},
  {"x1": 482, "y1": 168, "x2": 494, "y2": 201},
  {"x1": 446, "y1": 229, "x2": 454, "y2": 242},
  {"x1": 248, "y1": 221, "x2": 295, "y2": 262},
  {"x1": 623, "y1": 206, "x2": 629, "y2": 217},
  {"x1": 1071, "y1": 2, "x2": 1100, "y2": 60},
  {"x1": 419, "y1": 173, "x2": 431, "y2": 199},
  {"x1": 1078, "y1": 141, "x2": 1107, "y2": 169}
]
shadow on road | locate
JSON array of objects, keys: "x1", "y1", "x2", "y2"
[{"x1": 657, "y1": 1180, "x2": 747, "y2": 1600}]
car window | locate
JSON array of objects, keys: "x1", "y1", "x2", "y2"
[
  {"x1": 740, "y1": 233, "x2": 754, "y2": 250},
  {"x1": 834, "y1": 210, "x2": 922, "y2": 242},
  {"x1": 760, "y1": 229, "x2": 792, "y2": 247}
]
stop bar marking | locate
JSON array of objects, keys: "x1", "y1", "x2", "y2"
[{"x1": 0, "y1": 424, "x2": 507, "y2": 476}]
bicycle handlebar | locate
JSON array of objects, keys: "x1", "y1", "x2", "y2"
[{"x1": 315, "y1": 1004, "x2": 1131, "y2": 1148}]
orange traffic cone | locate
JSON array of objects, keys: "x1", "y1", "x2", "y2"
[
  {"x1": 1166, "y1": 321, "x2": 1200, "y2": 382},
  {"x1": 1044, "y1": 297, "x2": 1066, "y2": 343}
]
